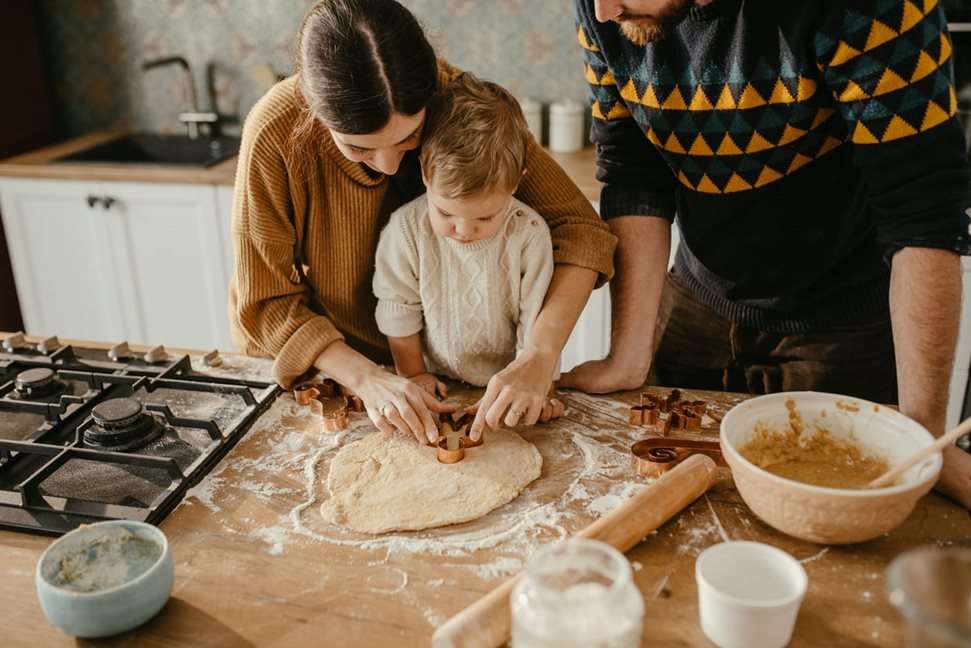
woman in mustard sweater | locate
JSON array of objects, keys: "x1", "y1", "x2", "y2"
[{"x1": 229, "y1": 0, "x2": 615, "y2": 444}]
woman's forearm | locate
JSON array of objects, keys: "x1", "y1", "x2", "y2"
[
  {"x1": 312, "y1": 341, "x2": 380, "y2": 393},
  {"x1": 524, "y1": 264, "x2": 598, "y2": 361}
]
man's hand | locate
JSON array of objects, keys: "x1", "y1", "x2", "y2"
[
  {"x1": 558, "y1": 356, "x2": 647, "y2": 394},
  {"x1": 936, "y1": 445, "x2": 971, "y2": 510},
  {"x1": 409, "y1": 372, "x2": 448, "y2": 399}
]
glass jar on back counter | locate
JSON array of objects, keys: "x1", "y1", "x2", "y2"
[{"x1": 511, "y1": 537, "x2": 644, "y2": 648}]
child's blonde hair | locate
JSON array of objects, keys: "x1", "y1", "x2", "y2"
[{"x1": 419, "y1": 73, "x2": 530, "y2": 199}]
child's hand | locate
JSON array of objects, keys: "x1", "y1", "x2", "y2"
[
  {"x1": 539, "y1": 397, "x2": 565, "y2": 422},
  {"x1": 410, "y1": 372, "x2": 448, "y2": 399}
]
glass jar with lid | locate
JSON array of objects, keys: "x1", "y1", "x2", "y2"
[{"x1": 511, "y1": 537, "x2": 644, "y2": 648}]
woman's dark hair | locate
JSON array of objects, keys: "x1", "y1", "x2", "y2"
[{"x1": 296, "y1": 0, "x2": 438, "y2": 135}]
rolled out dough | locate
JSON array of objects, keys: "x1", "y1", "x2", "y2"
[{"x1": 321, "y1": 429, "x2": 542, "y2": 534}]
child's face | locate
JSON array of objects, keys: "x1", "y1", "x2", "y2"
[{"x1": 424, "y1": 180, "x2": 512, "y2": 244}]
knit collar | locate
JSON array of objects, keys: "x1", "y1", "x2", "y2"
[{"x1": 688, "y1": 0, "x2": 741, "y2": 21}]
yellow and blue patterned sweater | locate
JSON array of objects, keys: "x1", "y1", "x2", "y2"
[{"x1": 578, "y1": 0, "x2": 971, "y2": 331}]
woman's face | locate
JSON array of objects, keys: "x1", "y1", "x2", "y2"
[{"x1": 329, "y1": 110, "x2": 425, "y2": 175}]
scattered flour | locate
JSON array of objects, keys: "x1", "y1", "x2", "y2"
[
  {"x1": 800, "y1": 547, "x2": 830, "y2": 564},
  {"x1": 250, "y1": 526, "x2": 288, "y2": 556},
  {"x1": 427, "y1": 578, "x2": 445, "y2": 588},
  {"x1": 472, "y1": 556, "x2": 523, "y2": 581}
]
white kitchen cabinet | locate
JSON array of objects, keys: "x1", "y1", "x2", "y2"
[
  {"x1": 0, "y1": 177, "x2": 234, "y2": 350},
  {"x1": 0, "y1": 178, "x2": 128, "y2": 342}
]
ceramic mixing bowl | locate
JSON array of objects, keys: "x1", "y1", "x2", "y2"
[
  {"x1": 35, "y1": 520, "x2": 173, "y2": 638},
  {"x1": 720, "y1": 392, "x2": 941, "y2": 544}
]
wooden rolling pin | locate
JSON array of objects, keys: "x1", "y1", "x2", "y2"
[{"x1": 431, "y1": 453, "x2": 719, "y2": 648}]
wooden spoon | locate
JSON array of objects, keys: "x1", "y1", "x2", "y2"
[{"x1": 868, "y1": 417, "x2": 971, "y2": 488}]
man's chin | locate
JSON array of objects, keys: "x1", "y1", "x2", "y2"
[{"x1": 620, "y1": 20, "x2": 671, "y2": 46}]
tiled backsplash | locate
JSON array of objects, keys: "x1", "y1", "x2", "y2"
[{"x1": 36, "y1": 0, "x2": 589, "y2": 138}]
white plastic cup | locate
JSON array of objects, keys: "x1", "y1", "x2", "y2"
[{"x1": 695, "y1": 541, "x2": 808, "y2": 648}]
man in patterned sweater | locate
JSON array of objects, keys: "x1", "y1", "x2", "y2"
[{"x1": 560, "y1": 0, "x2": 971, "y2": 509}]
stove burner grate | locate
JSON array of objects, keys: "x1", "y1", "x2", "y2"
[{"x1": 83, "y1": 397, "x2": 165, "y2": 452}]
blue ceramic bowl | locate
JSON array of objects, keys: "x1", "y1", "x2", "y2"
[{"x1": 35, "y1": 520, "x2": 173, "y2": 638}]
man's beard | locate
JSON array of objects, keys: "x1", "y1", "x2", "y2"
[{"x1": 618, "y1": 0, "x2": 694, "y2": 45}]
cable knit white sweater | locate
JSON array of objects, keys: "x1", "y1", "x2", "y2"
[{"x1": 373, "y1": 194, "x2": 554, "y2": 386}]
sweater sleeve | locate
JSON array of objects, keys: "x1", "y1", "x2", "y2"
[
  {"x1": 815, "y1": 0, "x2": 971, "y2": 258},
  {"x1": 373, "y1": 207, "x2": 425, "y2": 338},
  {"x1": 229, "y1": 111, "x2": 344, "y2": 389},
  {"x1": 575, "y1": 0, "x2": 678, "y2": 221}
]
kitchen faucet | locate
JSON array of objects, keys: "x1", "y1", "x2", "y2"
[{"x1": 142, "y1": 56, "x2": 220, "y2": 139}]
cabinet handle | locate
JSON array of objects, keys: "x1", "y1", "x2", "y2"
[
  {"x1": 102, "y1": 197, "x2": 116, "y2": 210},
  {"x1": 84, "y1": 195, "x2": 117, "y2": 210},
  {"x1": 85, "y1": 194, "x2": 101, "y2": 208}
]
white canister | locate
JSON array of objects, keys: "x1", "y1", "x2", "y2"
[
  {"x1": 548, "y1": 99, "x2": 585, "y2": 153},
  {"x1": 510, "y1": 537, "x2": 644, "y2": 648},
  {"x1": 519, "y1": 97, "x2": 543, "y2": 144}
]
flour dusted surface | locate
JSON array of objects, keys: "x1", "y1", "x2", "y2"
[{"x1": 321, "y1": 428, "x2": 542, "y2": 534}]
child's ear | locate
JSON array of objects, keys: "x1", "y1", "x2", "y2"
[{"x1": 420, "y1": 166, "x2": 430, "y2": 189}]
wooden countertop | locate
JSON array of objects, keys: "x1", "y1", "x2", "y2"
[
  {"x1": 0, "y1": 132, "x2": 237, "y2": 186},
  {"x1": 0, "y1": 133, "x2": 599, "y2": 201},
  {"x1": 1, "y1": 341, "x2": 968, "y2": 647}
]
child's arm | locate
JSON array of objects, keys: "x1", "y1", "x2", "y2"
[
  {"x1": 388, "y1": 334, "x2": 447, "y2": 398},
  {"x1": 373, "y1": 211, "x2": 447, "y2": 399}
]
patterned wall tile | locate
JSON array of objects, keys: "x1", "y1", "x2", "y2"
[{"x1": 36, "y1": 0, "x2": 588, "y2": 138}]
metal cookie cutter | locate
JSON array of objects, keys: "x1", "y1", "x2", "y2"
[
  {"x1": 448, "y1": 410, "x2": 481, "y2": 447},
  {"x1": 293, "y1": 382, "x2": 349, "y2": 432},
  {"x1": 631, "y1": 437, "x2": 725, "y2": 478},
  {"x1": 322, "y1": 398, "x2": 350, "y2": 432},
  {"x1": 629, "y1": 393, "x2": 660, "y2": 426},
  {"x1": 437, "y1": 435, "x2": 466, "y2": 464}
]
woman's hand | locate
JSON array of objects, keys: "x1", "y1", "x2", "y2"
[
  {"x1": 409, "y1": 372, "x2": 448, "y2": 399},
  {"x1": 354, "y1": 367, "x2": 455, "y2": 444},
  {"x1": 470, "y1": 349, "x2": 557, "y2": 440}
]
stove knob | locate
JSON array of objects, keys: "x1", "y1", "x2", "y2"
[
  {"x1": 202, "y1": 349, "x2": 223, "y2": 367},
  {"x1": 108, "y1": 341, "x2": 132, "y2": 362},
  {"x1": 37, "y1": 336, "x2": 61, "y2": 355},
  {"x1": 144, "y1": 345, "x2": 170, "y2": 364},
  {"x1": 2, "y1": 332, "x2": 26, "y2": 352}
]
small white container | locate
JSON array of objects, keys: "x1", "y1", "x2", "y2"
[
  {"x1": 695, "y1": 541, "x2": 807, "y2": 648},
  {"x1": 511, "y1": 537, "x2": 644, "y2": 648},
  {"x1": 548, "y1": 99, "x2": 585, "y2": 153},
  {"x1": 519, "y1": 97, "x2": 543, "y2": 144}
]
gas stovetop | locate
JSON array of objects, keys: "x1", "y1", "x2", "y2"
[{"x1": 0, "y1": 334, "x2": 279, "y2": 535}]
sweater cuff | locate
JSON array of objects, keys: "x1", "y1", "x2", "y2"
[
  {"x1": 551, "y1": 223, "x2": 617, "y2": 286},
  {"x1": 376, "y1": 300, "x2": 424, "y2": 338},
  {"x1": 272, "y1": 316, "x2": 345, "y2": 389},
  {"x1": 599, "y1": 185, "x2": 676, "y2": 221}
]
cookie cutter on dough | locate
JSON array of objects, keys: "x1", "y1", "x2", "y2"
[
  {"x1": 631, "y1": 436, "x2": 725, "y2": 478},
  {"x1": 436, "y1": 435, "x2": 467, "y2": 463}
]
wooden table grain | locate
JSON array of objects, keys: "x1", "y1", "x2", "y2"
[{"x1": 1, "y1": 372, "x2": 968, "y2": 647}]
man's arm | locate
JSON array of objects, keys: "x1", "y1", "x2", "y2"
[
  {"x1": 817, "y1": 3, "x2": 971, "y2": 509},
  {"x1": 560, "y1": 216, "x2": 670, "y2": 392},
  {"x1": 890, "y1": 247, "x2": 971, "y2": 508},
  {"x1": 559, "y1": 4, "x2": 679, "y2": 393}
]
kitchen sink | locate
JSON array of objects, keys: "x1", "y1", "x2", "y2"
[{"x1": 54, "y1": 133, "x2": 240, "y2": 167}]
